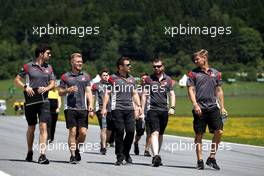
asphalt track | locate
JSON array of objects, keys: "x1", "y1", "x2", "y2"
[{"x1": 0, "y1": 116, "x2": 263, "y2": 176}]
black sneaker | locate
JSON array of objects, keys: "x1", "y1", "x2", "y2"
[
  {"x1": 25, "y1": 151, "x2": 33, "y2": 162},
  {"x1": 152, "y1": 155, "x2": 161, "y2": 167},
  {"x1": 75, "y1": 149, "x2": 81, "y2": 161},
  {"x1": 38, "y1": 154, "x2": 49, "y2": 164},
  {"x1": 100, "y1": 148, "x2": 107, "y2": 155},
  {"x1": 134, "y1": 143, "x2": 139, "y2": 155},
  {"x1": 144, "y1": 150, "x2": 151, "y2": 157},
  {"x1": 115, "y1": 156, "x2": 124, "y2": 166},
  {"x1": 197, "y1": 159, "x2": 205, "y2": 170},
  {"x1": 125, "y1": 155, "x2": 133, "y2": 164},
  {"x1": 206, "y1": 157, "x2": 220, "y2": 170},
  {"x1": 69, "y1": 155, "x2": 78, "y2": 164}
]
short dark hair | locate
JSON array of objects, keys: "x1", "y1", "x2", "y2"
[
  {"x1": 140, "y1": 72, "x2": 148, "y2": 77},
  {"x1": 99, "y1": 68, "x2": 109, "y2": 76},
  {"x1": 152, "y1": 57, "x2": 163, "y2": 65},
  {"x1": 35, "y1": 43, "x2": 52, "y2": 57},
  {"x1": 116, "y1": 56, "x2": 130, "y2": 69}
]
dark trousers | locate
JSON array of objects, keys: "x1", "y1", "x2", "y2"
[
  {"x1": 47, "y1": 99, "x2": 58, "y2": 141},
  {"x1": 112, "y1": 110, "x2": 135, "y2": 160},
  {"x1": 48, "y1": 112, "x2": 58, "y2": 141}
]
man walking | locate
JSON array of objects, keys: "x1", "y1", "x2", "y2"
[
  {"x1": 187, "y1": 49, "x2": 228, "y2": 170},
  {"x1": 133, "y1": 73, "x2": 152, "y2": 157},
  {"x1": 14, "y1": 43, "x2": 55, "y2": 164},
  {"x1": 92, "y1": 69, "x2": 114, "y2": 155},
  {"x1": 101, "y1": 56, "x2": 142, "y2": 165},
  {"x1": 58, "y1": 53, "x2": 94, "y2": 164},
  {"x1": 142, "y1": 57, "x2": 176, "y2": 167}
]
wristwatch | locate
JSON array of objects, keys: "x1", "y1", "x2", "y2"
[{"x1": 24, "y1": 84, "x2": 28, "y2": 90}]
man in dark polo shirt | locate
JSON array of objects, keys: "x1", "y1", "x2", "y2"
[
  {"x1": 14, "y1": 43, "x2": 55, "y2": 164},
  {"x1": 92, "y1": 69, "x2": 114, "y2": 155},
  {"x1": 187, "y1": 49, "x2": 228, "y2": 170},
  {"x1": 133, "y1": 73, "x2": 152, "y2": 157},
  {"x1": 101, "y1": 56, "x2": 142, "y2": 166},
  {"x1": 58, "y1": 53, "x2": 94, "y2": 164},
  {"x1": 142, "y1": 57, "x2": 176, "y2": 167}
]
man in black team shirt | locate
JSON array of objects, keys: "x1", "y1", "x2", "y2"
[
  {"x1": 142, "y1": 57, "x2": 176, "y2": 167},
  {"x1": 187, "y1": 49, "x2": 228, "y2": 170},
  {"x1": 101, "y1": 56, "x2": 142, "y2": 166},
  {"x1": 58, "y1": 53, "x2": 94, "y2": 164},
  {"x1": 14, "y1": 43, "x2": 55, "y2": 164},
  {"x1": 92, "y1": 69, "x2": 114, "y2": 155}
]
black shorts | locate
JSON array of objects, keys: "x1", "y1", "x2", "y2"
[
  {"x1": 146, "y1": 110, "x2": 168, "y2": 135},
  {"x1": 64, "y1": 109, "x2": 88, "y2": 129},
  {"x1": 25, "y1": 101, "x2": 51, "y2": 126},
  {"x1": 193, "y1": 107, "x2": 223, "y2": 134},
  {"x1": 106, "y1": 112, "x2": 115, "y2": 131}
]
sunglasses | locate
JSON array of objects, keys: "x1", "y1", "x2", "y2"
[
  {"x1": 153, "y1": 65, "x2": 162, "y2": 68},
  {"x1": 102, "y1": 74, "x2": 108, "y2": 77},
  {"x1": 123, "y1": 64, "x2": 131, "y2": 67}
]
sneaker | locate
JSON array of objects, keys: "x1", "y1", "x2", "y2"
[
  {"x1": 206, "y1": 157, "x2": 220, "y2": 170},
  {"x1": 125, "y1": 155, "x2": 133, "y2": 164},
  {"x1": 25, "y1": 151, "x2": 33, "y2": 162},
  {"x1": 197, "y1": 159, "x2": 205, "y2": 170},
  {"x1": 115, "y1": 156, "x2": 124, "y2": 166},
  {"x1": 134, "y1": 143, "x2": 139, "y2": 155},
  {"x1": 152, "y1": 155, "x2": 161, "y2": 167},
  {"x1": 38, "y1": 154, "x2": 49, "y2": 164},
  {"x1": 75, "y1": 149, "x2": 81, "y2": 161},
  {"x1": 100, "y1": 148, "x2": 107, "y2": 155},
  {"x1": 144, "y1": 150, "x2": 151, "y2": 157},
  {"x1": 69, "y1": 155, "x2": 78, "y2": 164}
]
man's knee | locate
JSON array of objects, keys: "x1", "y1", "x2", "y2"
[
  {"x1": 78, "y1": 128, "x2": 87, "y2": 138},
  {"x1": 215, "y1": 129, "x2": 223, "y2": 135},
  {"x1": 69, "y1": 127, "x2": 77, "y2": 137},
  {"x1": 27, "y1": 125, "x2": 36, "y2": 133},
  {"x1": 151, "y1": 131, "x2": 159, "y2": 137}
]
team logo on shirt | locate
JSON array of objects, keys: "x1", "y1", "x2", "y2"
[
  {"x1": 82, "y1": 77, "x2": 86, "y2": 81},
  {"x1": 45, "y1": 69, "x2": 49, "y2": 73}
]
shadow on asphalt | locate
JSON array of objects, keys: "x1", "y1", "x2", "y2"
[{"x1": 0, "y1": 159, "x2": 38, "y2": 163}]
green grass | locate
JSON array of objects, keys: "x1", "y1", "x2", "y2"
[
  {"x1": 1, "y1": 79, "x2": 264, "y2": 116},
  {"x1": 175, "y1": 96, "x2": 264, "y2": 117},
  {"x1": 166, "y1": 116, "x2": 264, "y2": 146}
]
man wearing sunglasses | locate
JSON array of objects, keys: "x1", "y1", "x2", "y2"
[
  {"x1": 101, "y1": 56, "x2": 142, "y2": 165},
  {"x1": 14, "y1": 43, "x2": 55, "y2": 164},
  {"x1": 142, "y1": 57, "x2": 176, "y2": 167}
]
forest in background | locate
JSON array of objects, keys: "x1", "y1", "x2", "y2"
[{"x1": 0, "y1": 0, "x2": 263, "y2": 80}]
